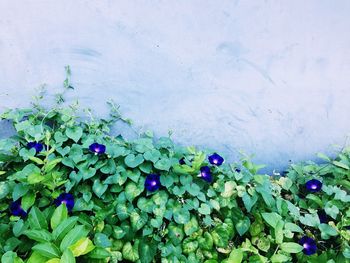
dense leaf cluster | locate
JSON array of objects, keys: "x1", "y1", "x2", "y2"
[{"x1": 0, "y1": 86, "x2": 349, "y2": 262}]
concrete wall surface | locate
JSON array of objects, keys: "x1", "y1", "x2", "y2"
[{"x1": 1, "y1": 0, "x2": 350, "y2": 172}]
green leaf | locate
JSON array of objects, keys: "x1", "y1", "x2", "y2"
[
  {"x1": 278, "y1": 177, "x2": 293, "y2": 191},
  {"x1": 271, "y1": 254, "x2": 291, "y2": 263},
  {"x1": 32, "y1": 243, "x2": 61, "y2": 258},
  {"x1": 130, "y1": 211, "x2": 148, "y2": 231},
  {"x1": 69, "y1": 237, "x2": 95, "y2": 256},
  {"x1": 28, "y1": 207, "x2": 48, "y2": 230},
  {"x1": 186, "y1": 183, "x2": 200, "y2": 196},
  {"x1": 198, "y1": 232, "x2": 213, "y2": 250},
  {"x1": 325, "y1": 202, "x2": 340, "y2": 219},
  {"x1": 143, "y1": 149, "x2": 161, "y2": 163},
  {"x1": 333, "y1": 160, "x2": 349, "y2": 170},
  {"x1": 12, "y1": 183, "x2": 28, "y2": 201},
  {"x1": 319, "y1": 224, "x2": 338, "y2": 239},
  {"x1": 65, "y1": 126, "x2": 83, "y2": 143},
  {"x1": 235, "y1": 217, "x2": 250, "y2": 236},
  {"x1": 21, "y1": 191, "x2": 36, "y2": 210},
  {"x1": 284, "y1": 222, "x2": 303, "y2": 233},
  {"x1": 60, "y1": 225, "x2": 89, "y2": 252},
  {"x1": 52, "y1": 217, "x2": 78, "y2": 241},
  {"x1": 13, "y1": 219, "x2": 26, "y2": 237},
  {"x1": 51, "y1": 204, "x2": 68, "y2": 230},
  {"x1": 60, "y1": 249, "x2": 75, "y2": 263},
  {"x1": 173, "y1": 208, "x2": 190, "y2": 224},
  {"x1": 122, "y1": 241, "x2": 139, "y2": 262},
  {"x1": 154, "y1": 158, "x2": 171, "y2": 171},
  {"x1": 87, "y1": 247, "x2": 111, "y2": 259},
  {"x1": 92, "y1": 179, "x2": 108, "y2": 198},
  {"x1": 275, "y1": 220, "x2": 284, "y2": 244},
  {"x1": 168, "y1": 223, "x2": 184, "y2": 245},
  {"x1": 94, "y1": 233, "x2": 112, "y2": 248},
  {"x1": 184, "y1": 216, "x2": 199, "y2": 236},
  {"x1": 229, "y1": 248, "x2": 243, "y2": 263},
  {"x1": 280, "y1": 242, "x2": 303, "y2": 253},
  {"x1": 198, "y1": 203, "x2": 211, "y2": 215},
  {"x1": 242, "y1": 192, "x2": 258, "y2": 212},
  {"x1": 261, "y1": 212, "x2": 282, "y2": 229},
  {"x1": 125, "y1": 182, "x2": 143, "y2": 202},
  {"x1": 1, "y1": 251, "x2": 24, "y2": 263},
  {"x1": 27, "y1": 251, "x2": 48, "y2": 263},
  {"x1": 24, "y1": 229, "x2": 52, "y2": 242},
  {"x1": 299, "y1": 213, "x2": 320, "y2": 227},
  {"x1": 221, "y1": 181, "x2": 237, "y2": 198},
  {"x1": 139, "y1": 239, "x2": 157, "y2": 263},
  {"x1": 124, "y1": 154, "x2": 144, "y2": 168},
  {"x1": 0, "y1": 181, "x2": 10, "y2": 199},
  {"x1": 160, "y1": 175, "x2": 174, "y2": 188}
]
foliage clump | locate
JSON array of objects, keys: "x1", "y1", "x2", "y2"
[{"x1": 0, "y1": 72, "x2": 349, "y2": 263}]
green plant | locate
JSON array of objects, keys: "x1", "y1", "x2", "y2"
[{"x1": 0, "y1": 69, "x2": 349, "y2": 263}]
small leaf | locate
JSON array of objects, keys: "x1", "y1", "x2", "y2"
[
  {"x1": 92, "y1": 179, "x2": 108, "y2": 198},
  {"x1": 124, "y1": 154, "x2": 144, "y2": 168},
  {"x1": 280, "y1": 242, "x2": 303, "y2": 253},
  {"x1": 94, "y1": 233, "x2": 111, "y2": 248},
  {"x1": 228, "y1": 248, "x2": 243, "y2": 263},
  {"x1": 261, "y1": 212, "x2": 282, "y2": 229},
  {"x1": 235, "y1": 217, "x2": 250, "y2": 236},
  {"x1": 139, "y1": 239, "x2": 157, "y2": 263},
  {"x1": 173, "y1": 208, "x2": 190, "y2": 224},
  {"x1": 21, "y1": 191, "x2": 36, "y2": 210},
  {"x1": 65, "y1": 127, "x2": 83, "y2": 143},
  {"x1": 198, "y1": 204, "x2": 211, "y2": 215}
]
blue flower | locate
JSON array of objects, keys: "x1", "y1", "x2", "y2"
[
  {"x1": 317, "y1": 210, "x2": 329, "y2": 224},
  {"x1": 89, "y1": 143, "x2": 106, "y2": 155},
  {"x1": 299, "y1": 236, "x2": 317, "y2": 255},
  {"x1": 208, "y1": 153, "x2": 224, "y2": 166},
  {"x1": 27, "y1": 142, "x2": 44, "y2": 153},
  {"x1": 199, "y1": 166, "x2": 212, "y2": 183},
  {"x1": 10, "y1": 200, "x2": 27, "y2": 217},
  {"x1": 305, "y1": 179, "x2": 322, "y2": 192},
  {"x1": 145, "y1": 174, "x2": 161, "y2": 192},
  {"x1": 54, "y1": 193, "x2": 75, "y2": 212}
]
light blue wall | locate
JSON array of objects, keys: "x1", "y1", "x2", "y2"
[{"x1": 1, "y1": 1, "x2": 350, "y2": 172}]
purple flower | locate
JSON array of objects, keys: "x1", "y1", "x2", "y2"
[
  {"x1": 10, "y1": 200, "x2": 27, "y2": 217},
  {"x1": 89, "y1": 143, "x2": 106, "y2": 155},
  {"x1": 317, "y1": 210, "x2": 329, "y2": 224},
  {"x1": 54, "y1": 193, "x2": 75, "y2": 212},
  {"x1": 199, "y1": 166, "x2": 212, "y2": 183},
  {"x1": 27, "y1": 142, "x2": 44, "y2": 153},
  {"x1": 305, "y1": 179, "x2": 322, "y2": 192},
  {"x1": 299, "y1": 236, "x2": 317, "y2": 255},
  {"x1": 145, "y1": 174, "x2": 161, "y2": 192},
  {"x1": 208, "y1": 153, "x2": 224, "y2": 166}
]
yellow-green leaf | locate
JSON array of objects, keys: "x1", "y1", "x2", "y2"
[{"x1": 68, "y1": 237, "x2": 95, "y2": 257}]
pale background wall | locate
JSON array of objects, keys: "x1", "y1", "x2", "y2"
[{"x1": 1, "y1": 0, "x2": 350, "y2": 172}]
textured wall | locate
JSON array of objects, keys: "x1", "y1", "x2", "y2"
[{"x1": 1, "y1": 1, "x2": 350, "y2": 172}]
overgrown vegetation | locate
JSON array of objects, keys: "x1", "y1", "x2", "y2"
[{"x1": 0, "y1": 69, "x2": 349, "y2": 263}]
